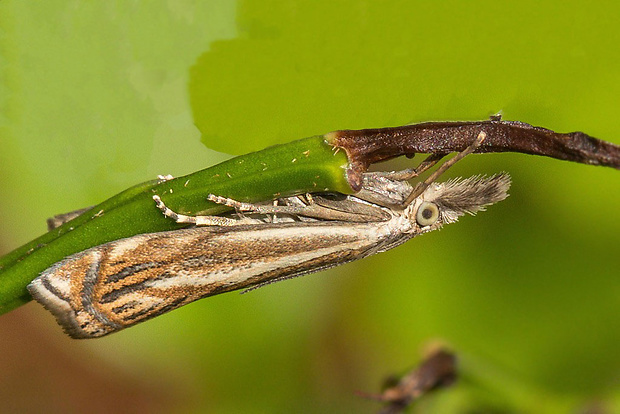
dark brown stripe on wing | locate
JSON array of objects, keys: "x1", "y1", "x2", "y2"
[
  {"x1": 112, "y1": 300, "x2": 140, "y2": 314},
  {"x1": 40, "y1": 276, "x2": 71, "y2": 303},
  {"x1": 100, "y1": 279, "x2": 154, "y2": 304},
  {"x1": 122, "y1": 304, "x2": 159, "y2": 321},
  {"x1": 82, "y1": 259, "x2": 122, "y2": 329},
  {"x1": 105, "y1": 262, "x2": 161, "y2": 283}
]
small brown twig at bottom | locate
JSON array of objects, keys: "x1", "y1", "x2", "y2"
[{"x1": 357, "y1": 348, "x2": 457, "y2": 414}]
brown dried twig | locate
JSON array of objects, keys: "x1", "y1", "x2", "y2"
[
  {"x1": 327, "y1": 117, "x2": 620, "y2": 190},
  {"x1": 357, "y1": 349, "x2": 457, "y2": 414}
]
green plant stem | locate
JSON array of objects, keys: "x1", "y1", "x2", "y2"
[{"x1": 0, "y1": 136, "x2": 351, "y2": 314}]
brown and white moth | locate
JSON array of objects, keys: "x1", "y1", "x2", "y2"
[{"x1": 28, "y1": 134, "x2": 510, "y2": 339}]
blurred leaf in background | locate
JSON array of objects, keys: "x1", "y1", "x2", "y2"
[{"x1": 1, "y1": 1, "x2": 619, "y2": 413}]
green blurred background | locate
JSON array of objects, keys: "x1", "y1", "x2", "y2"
[{"x1": 1, "y1": 1, "x2": 618, "y2": 413}]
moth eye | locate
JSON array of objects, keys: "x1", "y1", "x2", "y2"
[{"x1": 416, "y1": 202, "x2": 440, "y2": 226}]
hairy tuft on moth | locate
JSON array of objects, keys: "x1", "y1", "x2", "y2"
[{"x1": 28, "y1": 134, "x2": 511, "y2": 339}]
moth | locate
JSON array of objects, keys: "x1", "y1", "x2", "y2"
[{"x1": 28, "y1": 133, "x2": 510, "y2": 338}]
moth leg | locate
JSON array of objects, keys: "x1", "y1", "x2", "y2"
[
  {"x1": 207, "y1": 194, "x2": 315, "y2": 216},
  {"x1": 371, "y1": 153, "x2": 446, "y2": 181},
  {"x1": 152, "y1": 195, "x2": 240, "y2": 226},
  {"x1": 354, "y1": 153, "x2": 447, "y2": 207},
  {"x1": 405, "y1": 131, "x2": 487, "y2": 204},
  {"x1": 206, "y1": 194, "x2": 280, "y2": 213},
  {"x1": 207, "y1": 193, "x2": 390, "y2": 222}
]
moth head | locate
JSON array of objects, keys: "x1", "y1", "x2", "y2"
[{"x1": 408, "y1": 173, "x2": 511, "y2": 231}]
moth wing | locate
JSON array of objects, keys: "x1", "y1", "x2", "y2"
[
  {"x1": 29, "y1": 221, "x2": 395, "y2": 339},
  {"x1": 28, "y1": 230, "x2": 209, "y2": 339},
  {"x1": 28, "y1": 247, "x2": 110, "y2": 338}
]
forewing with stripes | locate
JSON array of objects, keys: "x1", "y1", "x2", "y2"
[{"x1": 28, "y1": 220, "x2": 399, "y2": 338}]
